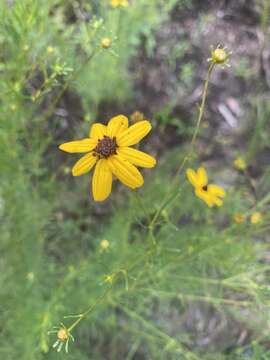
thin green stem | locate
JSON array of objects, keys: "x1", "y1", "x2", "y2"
[
  {"x1": 62, "y1": 249, "x2": 154, "y2": 335},
  {"x1": 174, "y1": 61, "x2": 215, "y2": 178},
  {"x1": 133, "y1": 190, "x2": 149, "y2": 221},
  {"x1": 68, "y1": 286, "x2": 111, "y2": 333},
  {"x1": 147, "y1": 62, "x2": 215, "y2": 233},
  {"x1": 114, "y1": 302, "x2": 201, "y2": 360}
]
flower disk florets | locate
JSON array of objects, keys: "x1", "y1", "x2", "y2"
[
  {"x1": 94, "y1": 136, "x2": 117, "y2": 158},
  {"x1": 57, "y1": 328, "x2": 69, "y2": 342}
]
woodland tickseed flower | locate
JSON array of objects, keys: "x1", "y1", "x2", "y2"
[
  {"x1": 233, "y1": 157, "x2": 247, "y2": 171},
  {"x1": 250, "y1": 212, "x2": 263, "y2": 224},
  {"x1": 100, "y1": 239, "x2": 110, "y2": 251},
  {"x1": 233, "y1": 212, "x2": 245, "y2": 224},
  {"x1": 101, "y1": 37, "x2": 112, "y2": 49},
  {"x1": 111, "y1": 0, "x2": 129, "y2": 8},
  {"x1": 186, "y1": 167, "x2": 225, "y2": 207},
  {"x1": 208, "y1": 45, "x2": 231, "y2": 67},
  {"x1": 47, "y1": 46, "x2": 55, "y2": 55},
  {"x1": 59, "y1": 115, "x2": 156, "y2": 201}
]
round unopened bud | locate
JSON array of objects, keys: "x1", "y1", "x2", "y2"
[
  {"x1": 47, "y1": 46, "x2": 55, "y2": 55},
  {"x1": 131, "y1": 111, "x2": 144, "y2": 123},
  {"x1": 233, "y1": 213, "x2": 245, "y2": 224},
  {"x1": 101, "y1": 38, "x2": 112, "y2": 49},
  {"x1": 100, "y1": 239, "x2": 110, "y2": 250},
  {"x1": 250, "y1": 212, "x2": 263, "y2": 224},
  {"x1": 233, "y1": 157, "x2": 247, "y2": 171},
  {"x1": 57, "y1": 329, "x2": 69, "y2": 342},
  {"x1": 213, "y1": 49, "x2": 227, "y2": 63}
]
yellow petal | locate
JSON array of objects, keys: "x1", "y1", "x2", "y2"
[
  {"x1": 186, "y1": 168, "x2": 199, "y2": 188},
  {"x1": 89, "y1": 123, "x2": 107, "y2": 140},
  {"x1": 72, "y1": 153, "x2": 97, "y2": 176},
  {"x1": 208, "y1": 184, "x2": 225, "y2": 197},
  {"x1": 212, "y1": 196, "x2": 223, "y2": 207},
  {"x1": 92, "y1": 159, "x2": 112, "y2": 202},
  {"x1": 195, "y1": 188, "x2": 214, "y2": 207},
  {"x1": 117, "y1": 121, "x2": 152, "y2": 147},
  {"x1": 59, "y1": 138, "x2": 97, "y2": 153},
  {"x1": 197, "y1": 167, "x2": 208, "y2": 187},
  {"x1": 107, "y1": 115, "x2": 128, "y2": 138},
  {"x1": 117, "y1": 147, "x2": 156, "y2": 168},
  {"x1": 107, "y1": 154, "x2": 144, "y2": 189}
]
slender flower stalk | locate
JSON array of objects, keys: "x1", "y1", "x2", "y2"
[
  {"x1": 147, "y1": 46, "x2": 231, "y2": 234},
  {"x1": 148, "y1": 60, "x2": 215, "y2": 234}
]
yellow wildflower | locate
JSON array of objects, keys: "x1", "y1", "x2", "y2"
[
  {"x1": 100, "y1": 239, "x2": 110, "y2": 250},
  {"x1": 47, "y1": 46, "x2": 55, "y2": 55},
  {"x1": 59, "y1": 115, "x2": 156, "y2": 202},
  {"x1": 186, "y1": 167, "x2": 225, "y2": 207},
  {"x1": 208, "y1": 45, "x2": 231, "y2": 66},
  {"x1": 101, "y1": 38, "x2": 112, "y2": 49},
  {"x1": 111, "y1": 0, "x2": 129, "y2": 8},
  {"x1": 26, "y1": 272, "x2": 35, "y2": 281},
  {"x1": 233, "y1": 212, "x2": 245, "y2": 224},
  {"x1": 104, "y1": 274, "x2": 115, "y2": 284},
  {"x1": 233, "y1": 157, "x2": 247, "y2": 171},
  {"x1": 250, "y1": 212, "x2": 263, "y2": 224}
]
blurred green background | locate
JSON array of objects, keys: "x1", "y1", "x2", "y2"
[{"x1": 1, "y1": 0, "x2": 270, "y2": 359}]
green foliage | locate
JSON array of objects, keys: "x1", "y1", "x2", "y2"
[{"x1": 1, "y1": 1, "x2": 270, "y2": 359}]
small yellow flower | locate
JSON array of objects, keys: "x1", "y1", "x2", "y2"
[
  {"x1": 100, "y1": 239, "x2": 110, "y2": 250},
  {"x1": 47, "y1": 46, "x2": 55, "y2": 55},
  {"x1": 233, "y1": 157, "x2": 247, "y2": 171},
  {"x1": 111, "y1": 0, "x2": 129, "y2": 8},
  {"x1": 233, "y1": 212, "x2": 245, "y2": 224},
  {"x1": 208, "y1": 45, "x2": 231, "y2": 66},
  {"x1": 186, "y1": 167, "x2": 226, "y2": 207},
  {"x1": 250, "y1": 212, "x2": 263, "y2": 224},
  {"x1": 10, "y1": 104, "x2": 17, "y2": 112},
  {"x1": 131, "y1": 111, "x2": 145, "y2": 123},
  {"x1": 104, "y1": 274, "x2": 115, "y2": 284},
  {"x1": 59, "y1": 115, "x2": 156, "y2": 202},
  {"x1": 101, "y1": 37, "x2": 112, "y2": 49},
  {"x1": 26, "y1": 272, "x2": 35, "y2": 281}
]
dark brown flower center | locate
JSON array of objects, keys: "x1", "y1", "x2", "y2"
[
  {"x1": 94, "y1": 136, "x2": 117, "y2": 158},
  {"x1": 202, "y1": 185, "x2": 208, "y2": 191}
]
